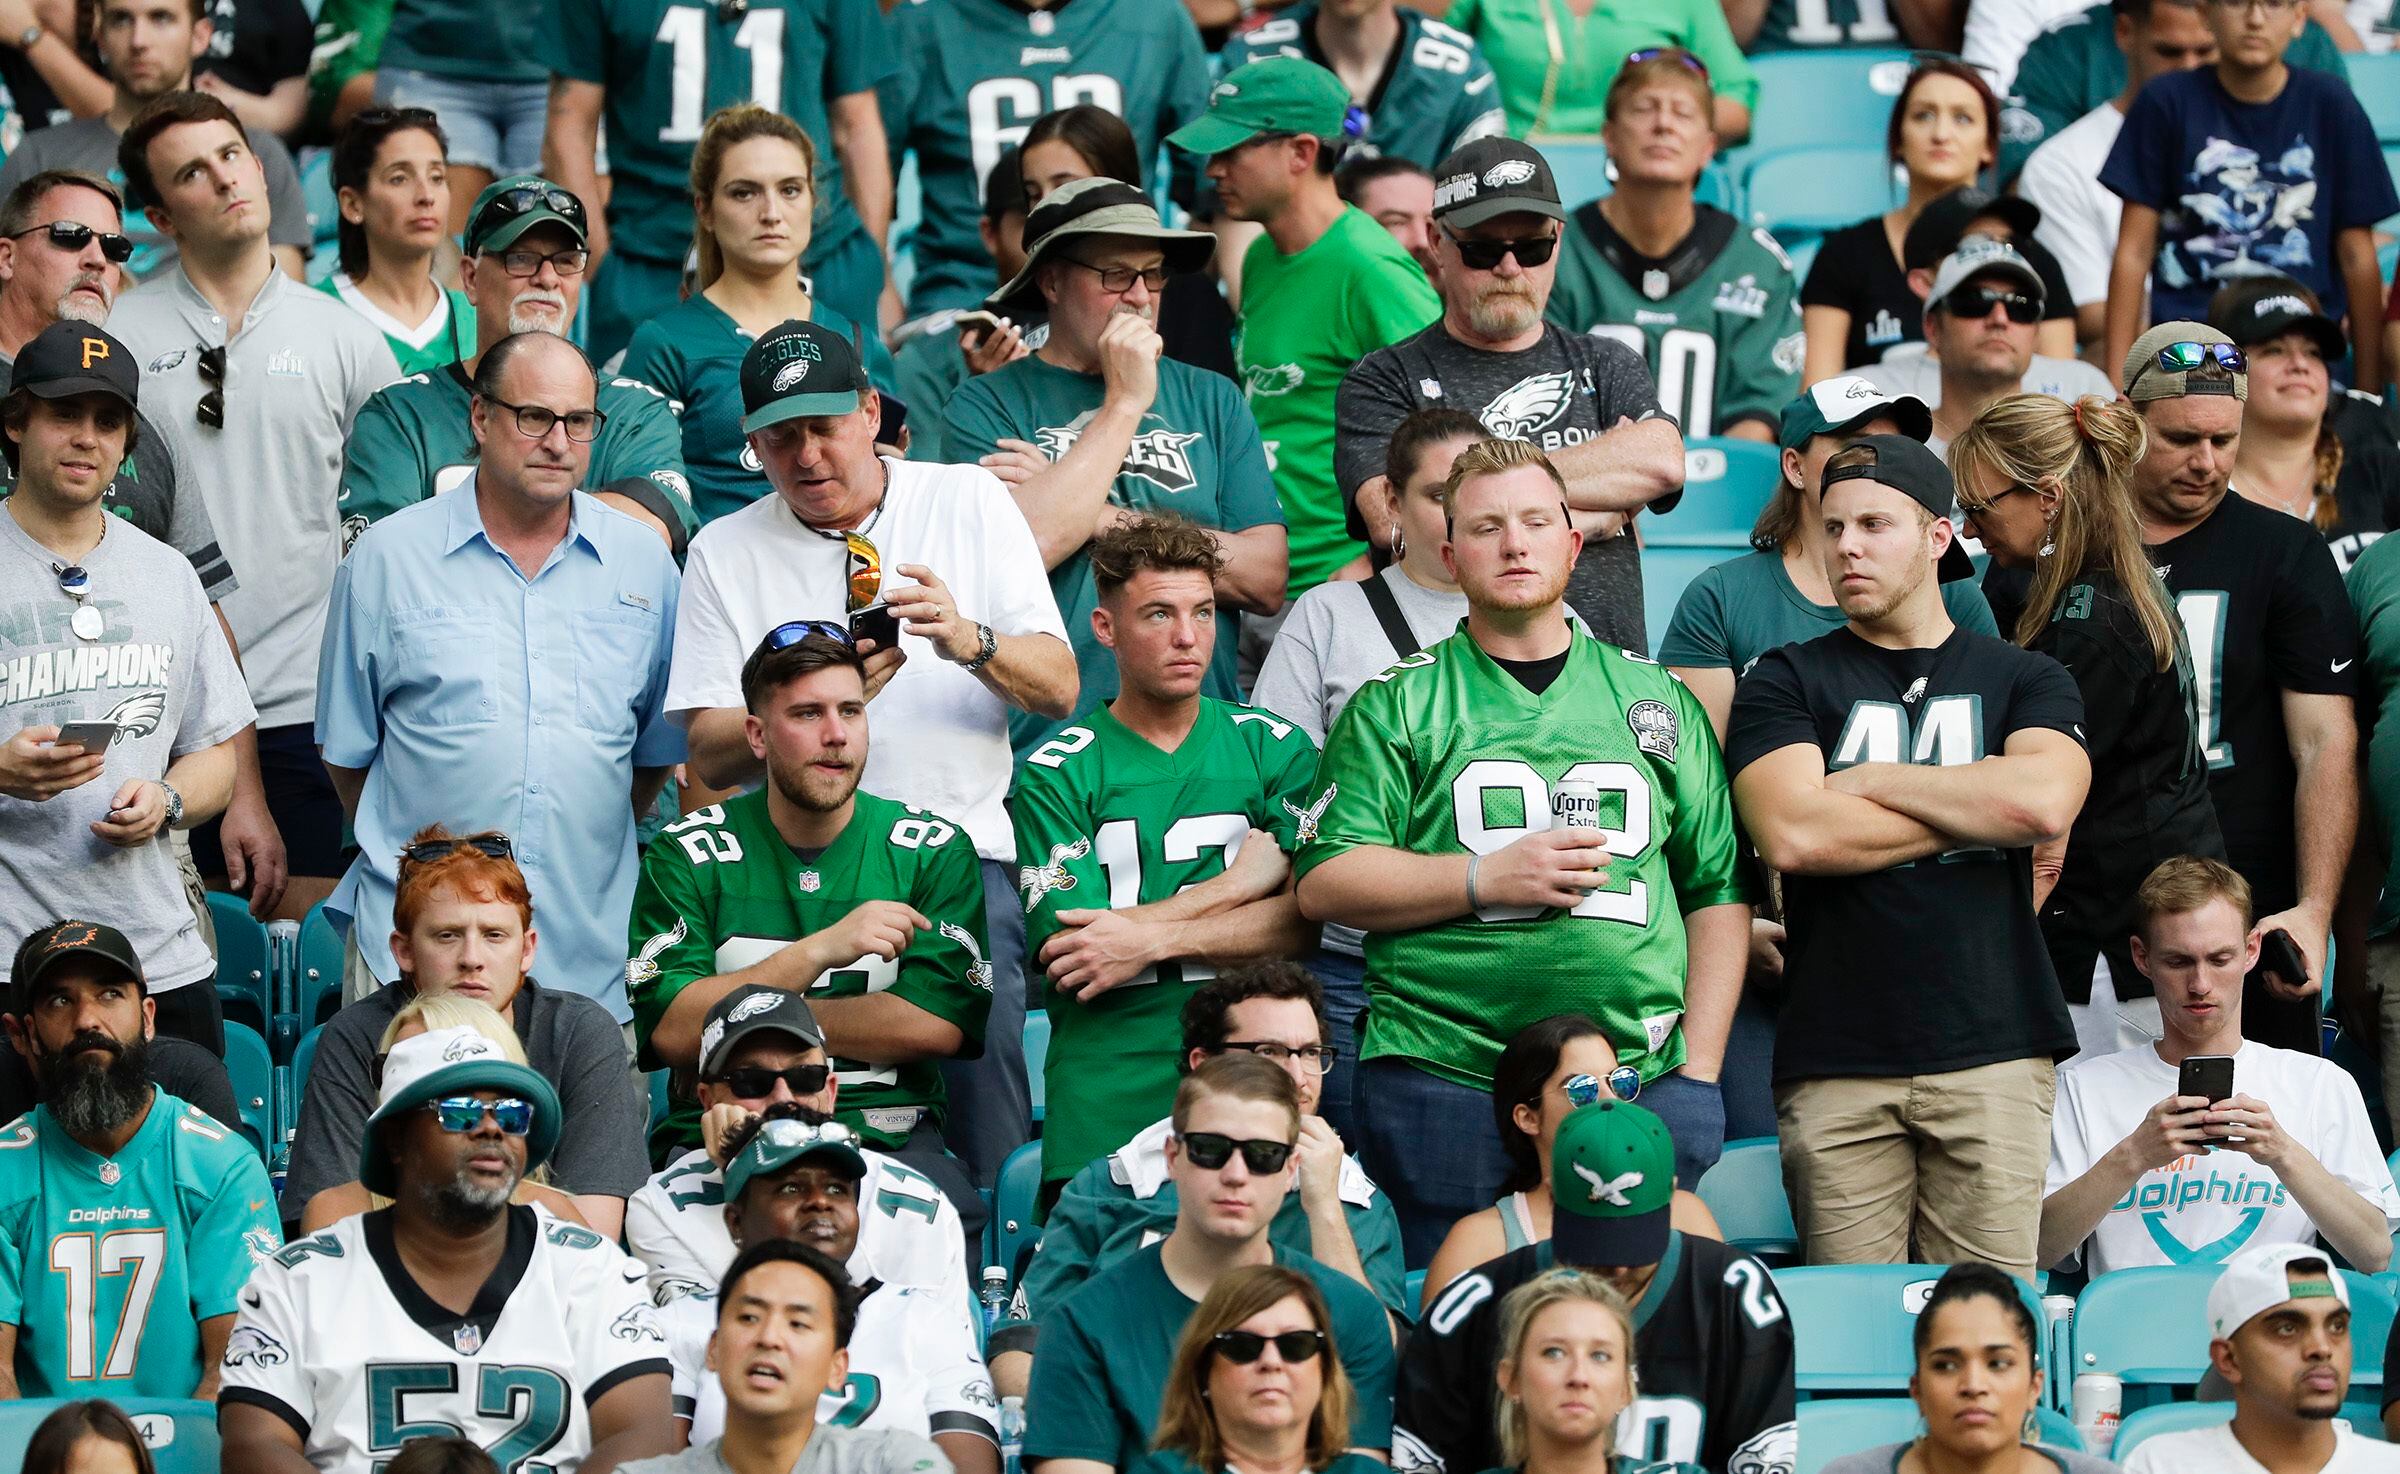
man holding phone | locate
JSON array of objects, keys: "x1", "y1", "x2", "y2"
[{"x1": 2040, "y1": 856, "x2": 2399, "y2": 1277}]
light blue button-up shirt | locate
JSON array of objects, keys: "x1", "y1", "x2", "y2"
[{"x1": 318, "y1": 477, "x2": 685, "y2": 1019}]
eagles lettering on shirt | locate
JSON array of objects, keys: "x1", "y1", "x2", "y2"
[
  {"x1": 1747, "y1": 0, "x2": 1903, "y2": 48},
  {"x1": 338, "y1": 363, "x2": 697, "y2": 548},
  {"x1": 217, "y1": 1207, "x2": 668, "y2": 1470},
  {"x1": 1544, "y1": 202, "x2": 1803, "y2": 441},
  {"x1": 1010, "y1": 697, "x2": 1321, "y2": 1186},
  {"x1": 1292, "y1": 631, "x2": 1753, "y2": 1092},
  {"x1": 628, "y1": 789, "x2": 994, "y2": 1153},
  {"x1": 880, "y1": 0, "x2": 1211, "y2": 317},
  {"x1": 1217, "y1": 3, "x2": 1506, "y2": 167},
  {"x1": 1395, "y1": 1236, "x2": 1796, "y2": 1474}
]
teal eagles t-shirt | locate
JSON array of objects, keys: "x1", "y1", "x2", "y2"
[
  {"x1": 940, "y1": 352, "x2": 1283, "y2": 754},
  {"x1": 0, "y1": 1090, "x2": 279, "y2": 1397},
  {"x1": 1659, "y1": 547, "x2": 1999, "y2": 675},
  {"x1": 619, "y1": 292, "x2": 900, "y2": 526}
]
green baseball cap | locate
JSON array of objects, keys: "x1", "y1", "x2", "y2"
[
  {"x1": 740, "y1": 319, "x2": 871, "y2": 433},
  {"x1": 1167, "y1": 57, "x2": 1351, "y2": 158},
  {"x1": 464, "y1": 175, "x2": 589, "y2": 255},
  {"x1": 1549, "y1": 1100, "x2": 1675, "y2": 1268},
  {"x1": 724, "y1": 1114, "x2": 870, "y2": 1203}
]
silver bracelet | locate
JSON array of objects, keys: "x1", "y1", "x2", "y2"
[{"x1": 1466, "y1": 853, "x2": 1481, "y2": 912}]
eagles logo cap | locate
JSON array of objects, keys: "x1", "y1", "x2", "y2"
[
  {"x1": 1430, "y1": 137, "x2": 1564, "y2": 229},
  {"x1": 360, "y1": 1025, "x2": 562, "y2": 1195},
  {"x1": 700, "y1": 984, "x2": 826, "y2": 1080},
  {"x1": 10, "y1": 919, "x2": 143, "y2": 1014},
  {"x1": 1167, "y1": 57, "x2": 1351, "y2": 156},
  {"x1": 1549, "y1": 1099, "x2": 1675, "y2": 1269},
  {"x1": 740, "y1": 318, "x2": 869, "y2": 434},
  {"x1": 1777, "y1": 374, "x2": 1932, "y2": 454},
  {"x1": 724, "y1": 1111, "x2": 869, "y2": 1202},
  {"x1": 13, "y1": 320, "x2": 137, "y2": 408}
]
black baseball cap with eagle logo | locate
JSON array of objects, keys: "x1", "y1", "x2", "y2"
[{"x1": 11, "y1": 321, "x2": 138, "y2": 408}]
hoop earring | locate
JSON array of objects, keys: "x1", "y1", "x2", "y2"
[{"x1": 1390, "y1": 523, "x2": 1406, "y2": 561}]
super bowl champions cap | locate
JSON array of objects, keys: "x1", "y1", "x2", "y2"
[
  {"x1": 1430, "y1": 137, "x2": 1564, "y2": 229},
  {"x1": 698, "y1": 984, "x2": 827, "y2": 1080},
  {"x1": 741, "y1": 319, "x2": 870, "y2": 433}
]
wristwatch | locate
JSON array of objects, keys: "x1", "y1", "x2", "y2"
[
  {"x1": 961, "y1": 622, "x2": 998, "y2": 674},
  {"x1": 13, "y1": 23, "x2": 39, "y2": 50},
  {"x1": 158, "y1": 781, "x2": 183, "y2": 829}
]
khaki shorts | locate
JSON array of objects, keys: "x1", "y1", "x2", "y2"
[{"x1": 1776, "y1": 1056, "x2": 2059, "y2": 1281}]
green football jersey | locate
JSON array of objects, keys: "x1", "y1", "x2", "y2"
[
  {"x1": 1747, "y1": 0, "x2": 1901, "y2": 50},
  {"x1": 310, "y1": 277, "x2": 477, "y2": 378},
  {"x1": 941, "y1": 353, "x2": 1284, "y2": 755},
  {"x1": 627, "y1": 788, "x2": 994, "y2": 1151},
  {"x1": 1218, "y1": 4, "x2": 1507, "y2": 168},
  {"x1": 1544, "y1": 204, "x2": 1803, "y2": 441},
  {"x1": 1293, "y1": 631, "x2": 1754, "y2": 1090},
  {"x1": 337, "y1": 363, "x2": 697, "y2": 546},
  {"x1": 880, "y1": 0, "x2": 1211, "y2": 317},
  {"x1": 1010, "y1": 697, "x2": 1322, "y2": 1185},
  {"x1": 0, "y1": 1092, "x2": 278, "y2": 1398},
  {"x1": 546, "y1": 0, "x2": 893, "y2": 269},
  {"x1": 1237, "y1": 206, "x2": 1440, "y2": 595},
  {"x1": 618, "y1": 292, "x2": 900, "y2": 526}
]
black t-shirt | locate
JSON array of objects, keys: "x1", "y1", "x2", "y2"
[
  {"x1": 196, "y1": 0, "x2": 314, "y2": 96},
  {"x1": 2320, "y1": 439, "x2": 2400, "y2": 577},
  {"x1": 1798, "y1": 215, "x2": 2076, "y2": 369},
  {"x1": 1396, "y1": 1236, "x2": 1795, "y2": 1474},
  {"x1": 2145, "y1": 492, "x2": 2357, "y2": 911},
  {"x1": 1158, "y1": 272, "x2": 1237, "y2": 383},
  {"x1": 1725, "y1": 624, "x2": 2084, "y2": 1080},
  {"x1": 1491, "y1": 647, "x2": 1572, "y2": 695},
  {"x1": 0, "y1": 1036, "x2": 238, "y2": 1128},
  {"x1": 2029, "y1": 567, "x2": 2227, "y2": 1003}
]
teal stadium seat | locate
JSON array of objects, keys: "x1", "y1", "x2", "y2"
[
  {"x1": 1694, "y1": 1137, "x2": 1798, "y2": 1262},
  {"x1": 206, "y1": 891, "x2": 275, "y2": 1039},
  {"x1": 1741, "y1": 49, "x2": 1917, "y2": 157},
  {"x1": 1744, "y1": 145, "x2": 1898, "y2": 242},
  {"x1": 2071, "y1": 1264, "x2": 2395, "y2": 1414},
  {"x1": 986, "y1": 1139, "x2": 1043, "y2": 1290},
  {"x1": 1025, "y1": 1009, "x2": 1050, "y2": 1126},
  {"x1": 1662, "y1": 439, "x2": 1784, "y2": 543},
  {"x1": 1778, "y1": 1263, "x2": 2053, "y2": 1396},
  {"x1": 2354, "y1": 52, "x2": 2400, "y2": 143},
  {"x1": 1539, "y1": 141, "x2": 1739, "y2": 215},
  {"x1": 2110, "y1": 1398, "x2": 2389, "y2": 1459},
  {"x1": 0, "y1": 1398, "x2": 221, "y2": 1474},
  {"x1": 297, "y1": 903, "x2": 346, "y2": 1032},
  {"x1": 286, "y1": 1024, "x2": 325, "y2": 1142},
  {"x1": 1643, "y1": 540, "x2": 1750, "y2": 660},
  {"x1": 224, "y1": 1021, "x2": 275, "y2": 1158}
]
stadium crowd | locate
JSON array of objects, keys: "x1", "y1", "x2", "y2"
[{"x1": 0, "y1": 0, "x2": 2399, "y2": 1467}]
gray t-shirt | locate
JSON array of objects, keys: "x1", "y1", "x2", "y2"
[
  {"x1": 624, "y1": 1426, "x2": 953, "y2": 1474},
  {"x1": 0, "y1": 348, "x2": 237, "y2": 602},
  {"x1": 1334, "y1": 321, "x2": 1676, "y2": 650},
  {"x1": 0, "y1": 115, "x2": 314, "y2": 284},
  {"x1": 1819, "y1": 1441, "x2": 2116, "y2": 1474},
  {"x1": 281, "y1": 975, "x2": 652, "y2": 1218},
  {"x1": 0, "y1": 509, "x2": 253, "y2": 993}
]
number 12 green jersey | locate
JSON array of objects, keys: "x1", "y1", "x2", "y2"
[
  {"x1": 1294, "y1": 632, "x2": 1754, "y2": 1090},
  {"x1": 1010, "y1": 698, "x2": 1321, "y2": 1186}
]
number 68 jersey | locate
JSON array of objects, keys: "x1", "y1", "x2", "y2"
[
  {"x1": 218, "y1": 1207, "x2": 670, "y2": 1473},
  {"x1": 1293, "y1": 631, "x2": 1753, "y2": 1092}
]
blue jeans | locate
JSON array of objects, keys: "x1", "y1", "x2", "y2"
[
  {"x1": 1639, "y1": 1071, "x2": 1727, "y2": 1188},
  {"x1": 1310, "y1": 946, "x2": 1368, "y2": 1150},
  {"x1": 938, "y1": 861, "x2": 1032, "y2": 1189},
  {"x1": 1357, "y1": 1058, "x2": 1512, "y2": 1268},
  {"x1": 1720, "y1": 992, "x2": 1781, "y2": 1144},
  {"x1": 375, "y1": 70, "x2": 547, "y2": 176}
]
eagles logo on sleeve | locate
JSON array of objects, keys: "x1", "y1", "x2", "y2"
[
  {"x1": 939, "y1": 922, "x2": 994, "y2": 991},
  {"x1": 1018, "y1": 837, "x2": 1091, "y2": 911},
  {"x1": 1728, "y1": 1422, "x2": 1796, "y2": 1474},
  {"x1": 610, "y1": 1305, "x2": 666, "y2": 1344},
  {"x1": 629, "y1": 917, "x2": 688, "y2": 987},
  {"x1": 223, "y1": 1325, "x2": 288, "y2": 1368},
  {"x1": 1283, "y1": 783, "x2": 1335, "y2": 845}
]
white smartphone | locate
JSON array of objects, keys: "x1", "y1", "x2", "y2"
[{"x1": 53, "y1": 720, "x2": 118, "y2": 752}]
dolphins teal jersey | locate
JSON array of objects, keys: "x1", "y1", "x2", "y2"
[
  {"x1": 546, "y1": 0, "x2": 895, "y2": 270},
  {"x1": 0, "y1": 1092, "x2": 278, "y2": 1397},
  {"x1": 1544, "y1": 203, "x2": 1803, "y2": 440},
  {"x1": 1218, "y1": 5, "x2": 1506, "y2": 167},
  {"x1": 880, "y1": 0, "x2": 1211, "y2": 316}
]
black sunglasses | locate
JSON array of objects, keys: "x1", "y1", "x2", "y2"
[
  {"x1": 399, "y1": 832, "x2": 515, "y2": 869},
  {"x1": 1942, "y1": 285, "x2": 2040, "y2": 324},
  {"x1": 13, "y1": 221, "x2": 133, "y2": 263},
  {"x1": 470, "y1": 183, "x2": 586, "y2": 242},
  {"x1": 195, "y1": 344, "x2": 226, "y2": 430},
  {"x1": 1214, "y1": 1329, "x2": 1326, "y2": 1364},
  {"x1": 1446, "y1": 231, "x2": 1558, "y2": 271},
  {"x1": 1178, "y1": 1132, "x2": 1295, "y2": 1174},
  {"x1": 712, "y1": 1062, "x2": 832, "y2": 1098}
]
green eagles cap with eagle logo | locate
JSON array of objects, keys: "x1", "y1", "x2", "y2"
[{"x1": 1549, "y1": 1099, "x2": 1675, "y2": 1268}]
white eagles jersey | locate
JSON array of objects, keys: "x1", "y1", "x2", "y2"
[
  {"x1": 218, "y1": 1206, "x2": 668, "y2": 1472},
  {"x1": 662, "y1": 1263, "x2": 999, "y2": 1448},
  {"x1": 626, "y1": 1145, "x2": 967, "y2": 1306}
]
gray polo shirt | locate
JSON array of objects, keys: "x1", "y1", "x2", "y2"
[
  {"x1": 622, "y1": 1426, "x2": 953, "y2": 1474},
  {"x1": 0, "y1": 115, "x2": 313, "y2": 284},
  {"x1": 110, "y1": 262, "x2": 400, "y2": 727},
  {"x1": 280, "y1": 974, "x2": 652, "y2": 1218}
]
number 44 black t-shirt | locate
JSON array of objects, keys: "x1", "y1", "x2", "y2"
[{"x1": 1726, "y1": 624, "x2": 2085, "y2": 1083}]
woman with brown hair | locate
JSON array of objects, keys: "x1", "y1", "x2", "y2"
[
  {"x1": 618, "y1": 103, "x2": 897, "y2": 528},
  {"x1": 19, "y1": 1401, "x2": 156, "y2": 1474},
  {"x1": 1137, "y1": 1264, "x2": 1381, "y2": 1474},
  {"x1": 1951, "y1": 393, "x2": 2224, "y2": 1058}
]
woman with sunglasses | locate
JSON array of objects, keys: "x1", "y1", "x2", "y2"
[
  {"x1": 619, "y1": 104, "x2": 898, "y2": 528},
  {"x1": 1949, "y1": 393, "x2": 2224, "y2": 1058},
  {"x1": 1431, "y1": 9, "x2": 1755, "y2": 143},
  {"x1": 1420, "y1": 1015, "x2": 1720, "y2": 1312},
  {"x1": 1138, "y1": 1264, "x2": 1381, "y2": 1474},
  {"x1": 318, "y1": 107, "x2": 475, "y2": 375}
]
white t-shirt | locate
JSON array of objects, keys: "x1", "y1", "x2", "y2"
[
  {"x1": 2123, "y1": 1420, "x2": 2400, "y2": 1473},
  {"x1": 2020, "y1": 103, "x2": 2129, "y2": 311},
  {"x1": 2045, "y1": 1041, "x2": 2400, "y2": 1277},
  {"x1": 665, "y1": 459, "x2": 1069, "y2": 863}
]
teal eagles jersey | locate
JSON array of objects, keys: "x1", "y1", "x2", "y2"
[
  {"x1": 880, "y1": 0, "x2": 1211, "y2": 317},
  {"x1": 0, "y1": 1091, "x2": 278, "y2": 1398},
  {"x1": 1010, "y1": 698, "x2": 1321, "y2": 1184},
  {"x1": 1544, "y1": 202, "x2": 1802, "y2": 440},
  {"x1": 619, "y1": 293, "x2": 900, "y2": 526},
  {"x1": 1293, "y1": 631, "x2": 1754, "y2": 1090},
  {"x1": 337, "y1": 362, "x2": 697, "y2": 547},
  {"x1": 1218, "y1": 5, "x2": 1506, "y2": 167},
  {"x1": 940, "y1": 353, "x2": 1284, "y2": 755},
  {"x1": 628, "y1": 788, "x2": 994, "y2": 1152},
  {"x1": 1747, "y1": 0, "x2": 1903, "y2": 49},
  {"x1": 546, "y1": 0, "x2": 895, "y2": 267}
]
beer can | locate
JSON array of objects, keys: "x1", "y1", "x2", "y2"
[
  {"x1": 1550, "y1": 780, "x2": 1602, "y2": 832},
  {"x1": 2072, "y1": 1372, "x2": 2121, "y2": 1452}
]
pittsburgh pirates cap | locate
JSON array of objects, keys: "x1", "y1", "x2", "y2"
[{"x1": 12, "y1": 321, "x2": 137, "y2": 407}]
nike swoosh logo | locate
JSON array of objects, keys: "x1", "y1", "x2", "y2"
[{"x1": 2334, "y1": 660, "x2": 2354, "y2": 672}]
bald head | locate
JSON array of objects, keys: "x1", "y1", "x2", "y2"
[{"x1": 470, "y1": 331, "x2": 598, "y2": 508}]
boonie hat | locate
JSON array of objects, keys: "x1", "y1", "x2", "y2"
[
  {"x1": 1549, "y1": 1100, "x2": 1675, "y2": 1269},
  {"x1": 723, "y1": 1113, "x2": 870, "y2": 1202},
  {"x1": 741, "y1": 319, "x2": 871, "y2": 433},
  {"x1": 359, "y1": 1026, "x2": 561, "y2": 1196},
  {"x1": 2208, "y1": 1243, "x2": 2350, "y2": 1341},
  {"x1": 465, "y1": 175, "x2": 588, "y2": 255},
  {"x1": 12, "y1": 321, "x2": 138, "y2": 408},
  {"x1": 1820, "y1": 433, "x2": 1976, "y2": 582},
  {"x1": 10, "y1": 919, "x2": 143, "y2": 1015},
  {"x1": 1167, "y1": 57, "x2": 1350, "y2": 157},
  {"x1": 985, "y1": 177, "x2": 1215, "y2": 318},
  {"x1": 2124, "y1": 320, "x2": 2249, "y2": 403},
  {"x1": 1778, "y1": 375, "x2": 1932, "y2": 454},
  {"x1": 1430, "y1": 137, "x2": 1565, "y2": 229},
  {"x1": 699, "y1": 984, "x2": 827, "y2": 1080}
]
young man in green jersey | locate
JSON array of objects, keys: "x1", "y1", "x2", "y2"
[
  {"x1": 1009, "y1": 513, "x2": 1321, "y2": 1194},
  {"x1": 1293, "y1": 437, "x2": 1754, "y2": 1263},
  {"x1": 628, "y1": 628, "x2": 993, "y2": 1234},
  {"x1": 944, "y1": 178, "x2": 1286, "y2": 757},
  {"x1": 1170, "y1": 57, "x2": 1439, "y2": 611},
  {"x1": 0, "y1": 920, "x2": 278, "y2": 1399},
  {"x1": 1544, "y1": 49, "x2": 1801, "y2": 445}
]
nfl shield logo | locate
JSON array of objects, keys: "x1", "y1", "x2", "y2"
[
  {"x1": 98, "y1": 1161, "x2": 120, "y2": 1186},
  {"x1": 798, "y1": 871, "x2": 822, "y2": 893},
  {"x1": 453, "y1": 1324, "x2": 483, "y2": 1355},
  {"x1": 1642, "y1": 269, "x2": 1670, "y2": 301}
]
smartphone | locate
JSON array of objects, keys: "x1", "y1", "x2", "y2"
[
  {"x1": 2178, "y1": 1054, "x2": 2234, "y2": 1103},
  {"x1": 2252, "y1": 928, "x2": 2309, "y2": 993},
  {"x1": 953, "y1": 310, "x2": 1006, "y2": 345},
  {"x1": 52, "y1": 720, "x2": 118, "y2": 753},
  {"x1": 849, "y1": 603, "x2": 902, "y2": 652}
]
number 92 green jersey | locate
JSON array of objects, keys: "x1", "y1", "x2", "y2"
[{"x1": 1292, "y1": 630, "x2": 1755, "y2": 1090}]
